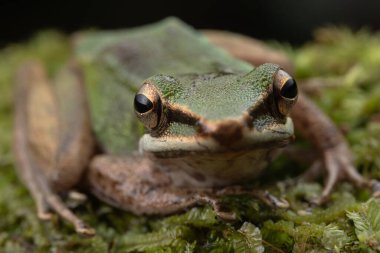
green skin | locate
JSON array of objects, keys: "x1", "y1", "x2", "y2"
[
  {"x1": 76, "y1": 18, "x2": 296, "y2": 187},
  {"x1": 79, "y1": 18, "x2": 295, "y2": 186},
  {"x1": 77, "y1": 18, "x2": 292, "y2": 153},
  {"x1": 13, "y1": 17, "x2": 377, "y2": 236}
]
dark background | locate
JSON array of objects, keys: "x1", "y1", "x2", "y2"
[{"x1": 1, "y1": 0, "x2": 380, "y2": 47}]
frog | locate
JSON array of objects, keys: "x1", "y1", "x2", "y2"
[{"x1": 13, "y1": 17, "x2": 380, "y2": 236}]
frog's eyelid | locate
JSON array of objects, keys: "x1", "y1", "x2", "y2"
[
  {"x1": 274, "y1": 70, "x2": 298, "y2": 116},
  {"x1": 134, "y1": 85, "x2": 163, "y2": 129}
]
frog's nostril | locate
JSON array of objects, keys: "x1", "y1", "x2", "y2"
[{"x1": 200, "y1": 120, "x2": 243, "y2": 146}]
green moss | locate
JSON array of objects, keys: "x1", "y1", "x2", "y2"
[
  {"x1": 346, "y1": 198, "x2": 380, "y2": 250},
  {"x1": 2, "y1": 27, "x2": 380, "y2": 252}
]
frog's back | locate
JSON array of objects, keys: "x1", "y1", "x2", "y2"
[
  {"x1": 76, "y1": 17, "x2": 251, "y2": 79},
  {"x1": 75, "y1": 18, "x2": 252, "y2": 154}
]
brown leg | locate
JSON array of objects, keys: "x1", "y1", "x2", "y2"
[
  {"x1": 293, "y1": 95, "x2": 380, "y2": 202},
  {"x1": 87, "y1": 155, "x2": 217, "y2": 215},
  {"x1": 13, "y1": 62, "x2": 95, "y2": 235},
  {"x1": 203, "y1": 30, "x2": 294, "y2": 73},
  {"x1": 87, "y1": 155, "x2": 288, "y2": 220},
  {"x1": 302, "y1": 143, "x2": 380, "y2": 204}
]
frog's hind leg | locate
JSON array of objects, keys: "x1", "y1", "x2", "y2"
[
  {"x1": 13, "y1": 62, "x2": 95, "y2": 235},
  {"x1": 291, "y1": 94, "x2": 380, "y2": 203},
  {"x1": 203, "y1": 30, "x2": 293, "y2": 72}
]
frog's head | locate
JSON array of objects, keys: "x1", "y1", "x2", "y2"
[{"x1": 135, "y1": 63, "x2": 297, "y2": 157}]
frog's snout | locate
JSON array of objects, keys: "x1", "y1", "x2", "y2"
[{"x1": 197, "y1": 119, "x2": 244, "y2": 146}]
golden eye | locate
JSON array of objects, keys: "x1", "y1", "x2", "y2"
[
  {"x1": 274, "y1": 69, "x2": 298, "y2": 116},
  {"x1": 134, "y1": 83, "x2": 162, "y2": 129}
]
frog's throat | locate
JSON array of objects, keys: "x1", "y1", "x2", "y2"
[{"x1": 139, "y1": 117, "x2": 294, "y2": 157}]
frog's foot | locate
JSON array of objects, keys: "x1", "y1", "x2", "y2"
[
  {"x1": 302, "y1": 143, "x2": 380, "y2": 204},
  {"x1": 215, "y1": 186, "x2": 289, "y2": 209},
  {"x1": 39, "y1": 181, "x2": 95, "y2": 236},
  {"x1": 14, "y1": 132, "x2": 95, "y2": 236},
  {"x1": 13, "y1": 62, "x2": 95, "y2": 236},
  {"x1": 194, "y1": 193, "x2": 237, "y2": 220},
  {"x1": 196, "y1": 187, "x2": 289, "y2": 220}
]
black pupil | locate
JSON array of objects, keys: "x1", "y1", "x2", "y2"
[
  {"x1": 280, "y1": 78, "x2": 298, "y2": 99},
  {"x1": 134, "y1": 94, "x2": 153, "y2": 113}
]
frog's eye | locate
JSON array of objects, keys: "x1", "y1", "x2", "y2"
[
  {"x1": 274, "y1": 69, "x2": 298, "y2": 116},
  {"x1": 134, "y1": 94, "x2": 153, "y2": 113},
  {"x1": 134, "y1": 83, "x2": 163, "y2": 129}
]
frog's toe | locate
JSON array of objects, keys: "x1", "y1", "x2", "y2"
[
  {"x1": 319, "y1": 143, "x2": 373, "y2": 201},
  {"x1": 252, "y1": 190, "x2": 289, "y2": 208},
  {"x1": 268, "y1": 195, "x2": 289, "y2": 209},
  {"x1": 309, "y1": 195, "x2": 328, "y2": 206},
  {"x1": 75, "y1": 223, "x2": 96, "y2": 237},
  {"x1": 194, "y1": 193, "x2": 237, "y2": 220},
  {"x1": 43, "y1": 189, "x2": 95, "y2": 236},
  {"x1": 27, "y1": 172, "x2": 95, "y2": 235},
  {"x1": 369, "y1": 180, "x2": 380, "y2": 198},
  {"x1": 215, "y1": 210, "x2": 237, "y2": 221},
  {"x1": 37, "y1": 208, "x2": 53, "y2": 221},
  {"x1": 33, "y1": 193, "x2": 53, "y2": 220}
]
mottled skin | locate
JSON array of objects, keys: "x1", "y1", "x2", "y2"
[{"x1": 13, "y1": 18, "x2": 380, "y2": 235}]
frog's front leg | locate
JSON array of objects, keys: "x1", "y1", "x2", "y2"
[
  {"x1": 204, "y1": 30, "x2": 380, "y2": 200},
  {"x1": 87, "y1": 155, "x2": 288, "y2": 218},
  {"x1": 13, "y1": 62, "x2": 95, "y2": 235},
  {"x1": 291, "y1": 94, "x2": 380, "y2": 201},
  {"x1": 87, "y1": 155, "x2": 232, "y2": 218}
]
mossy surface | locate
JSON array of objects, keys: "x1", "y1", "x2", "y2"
[{"x1": 1, "y1": 28, "x2": 380, "y2": 252}]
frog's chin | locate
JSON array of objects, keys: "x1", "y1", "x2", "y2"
[{"x1": 139, "y1": 117, "x2": 295, "y2": 157}]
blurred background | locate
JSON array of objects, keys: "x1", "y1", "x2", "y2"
[{"x1": 1, "y1": 0, "x2": 380, "y2": 47}]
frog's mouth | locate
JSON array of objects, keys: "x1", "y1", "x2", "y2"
[{"x1": 139, "y1": 116, "x2": 294, "y2": 157}]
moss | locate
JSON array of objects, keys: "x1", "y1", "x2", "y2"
[{"x1": 1, "y1": 27, "x2": 380, "y2": 252}]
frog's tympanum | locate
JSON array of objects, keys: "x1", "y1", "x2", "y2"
[{"x1": 13, "y1": 18, "x2": 380, "y2": 235}]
